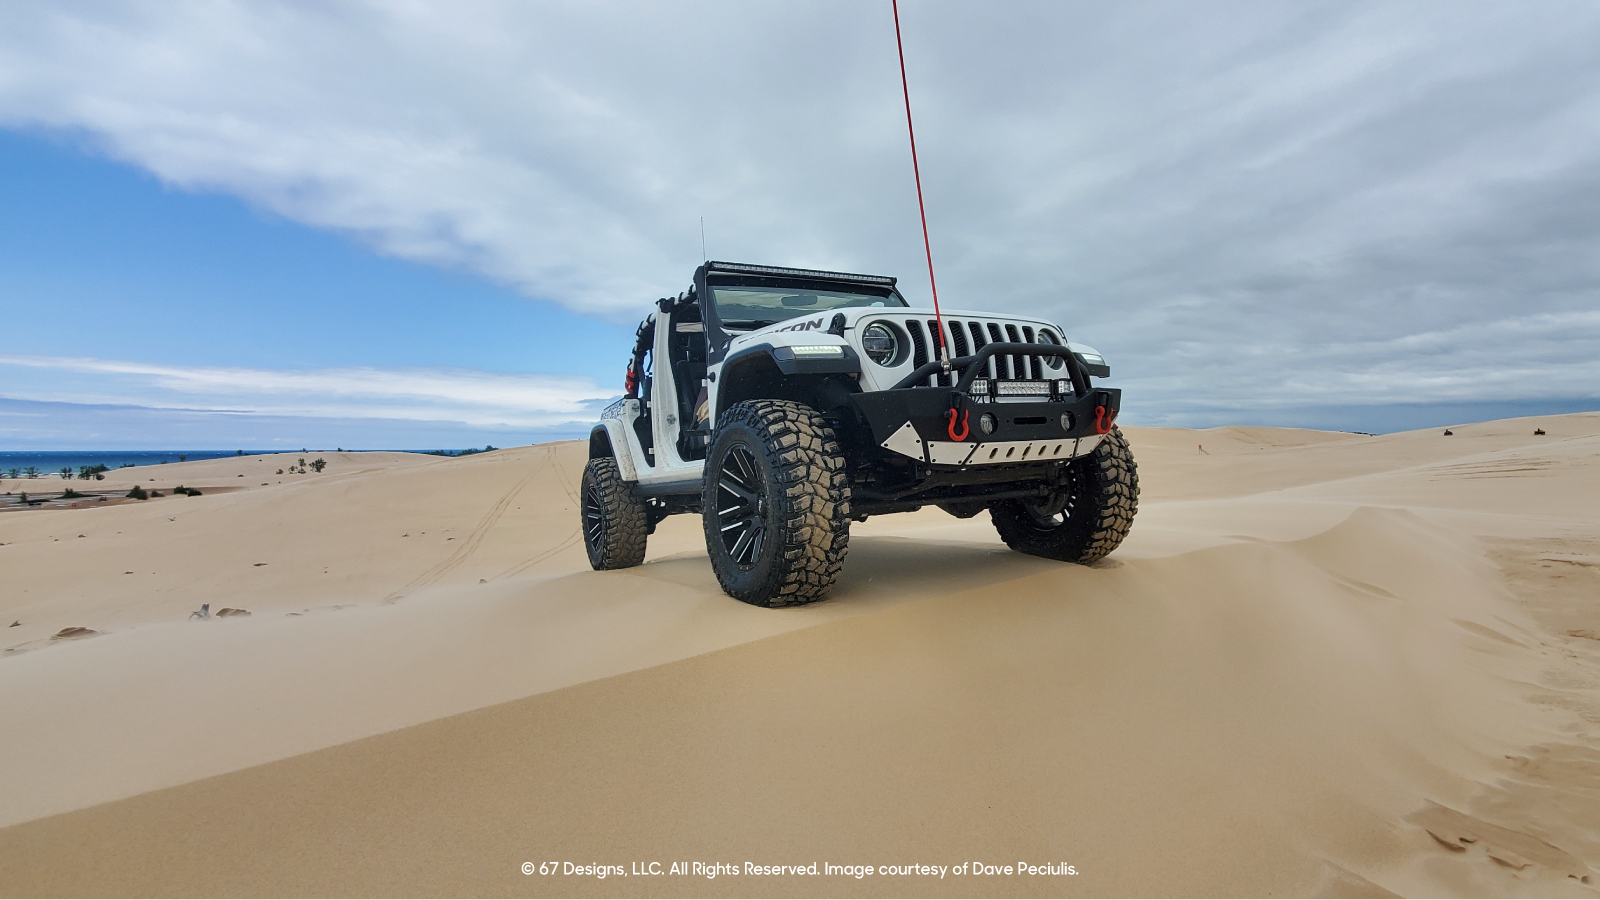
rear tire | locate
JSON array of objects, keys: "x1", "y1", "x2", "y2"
[
  {"x1": 581, "y1": 457, "x2": 648, "y2": 570},
  {"x1": 702, "y1": 400, "x2": 850, "y2": 607},
  {"x1": 990, "y1": 425, "x2": 1138, "y2": 563}
]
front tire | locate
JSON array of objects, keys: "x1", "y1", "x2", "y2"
[
  {"x1": 702, "y1": 400, "x2": 850, "y2": 607},
  {"x1": 990, "y1": 425, "x2": 1138, "y2": 563},
  {"x1": 581, "y1": 457, "x2": 648, "y2": 570}
]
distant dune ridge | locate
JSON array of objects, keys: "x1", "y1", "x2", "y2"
[{"x1": 2, "y1": 414, "x2": 1599, "y2": 896}]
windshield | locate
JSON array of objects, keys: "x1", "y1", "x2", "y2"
[{"x1": 710, "y1": 283, "x2": 906, "y2": 329}]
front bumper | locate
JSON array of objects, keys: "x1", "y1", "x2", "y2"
[{"x1": 849, "y1": 386, "x2": 1122, "y2": 468}]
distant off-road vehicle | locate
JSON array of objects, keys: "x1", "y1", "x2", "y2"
[{"x1": 583, "y1": 261, "x2": 1138, "y2": 607}]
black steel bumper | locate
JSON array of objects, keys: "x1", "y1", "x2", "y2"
[{"x1": 849, "y1": 385, "x2": 1122, "y2": 453}]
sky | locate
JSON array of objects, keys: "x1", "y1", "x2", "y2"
[{"x1": 1, "y1": 0, "x2": 1598, "y2": 448}]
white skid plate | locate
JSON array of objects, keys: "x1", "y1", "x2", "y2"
[{"x1": 880, "y1": 421, "x2": 1102, "y2": 467}]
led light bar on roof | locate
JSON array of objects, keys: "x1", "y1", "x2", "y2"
[{"x1": 707, "y1": 261, "x2": 896, "y2": 285}]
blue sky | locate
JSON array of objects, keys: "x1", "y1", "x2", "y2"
[
  {"x1": 2, "y1": 1, "x2": 1598, "y2": 447},
  {"x1": 0, "y1": 130, "x2": 631, "y2": 448},
  {"x1": 1, "y1": 131, "x2": 632, "y2": 377}
]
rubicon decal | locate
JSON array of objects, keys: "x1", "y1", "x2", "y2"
[{"x1": 773, "y1": 317, "x2": 826, "y2": 333}]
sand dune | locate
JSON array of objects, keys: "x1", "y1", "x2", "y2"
[{"x1": 2, "y1": 414, "x2": 1599, "y2": 896}]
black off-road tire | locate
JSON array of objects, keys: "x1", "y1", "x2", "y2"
[
  {"x1": 702, "y1": 400, "x2": 850, "y2": 607},
  {"x1": 990, "y1": 425, "x2": 1138, "y2": 564},
  {"x1": 581, "y1": 457, "x2": 648, "y2": 570}
]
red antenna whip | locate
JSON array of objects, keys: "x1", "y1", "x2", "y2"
[{"x1": 892, "y1": 0, "x2": 949, "y2": 369}]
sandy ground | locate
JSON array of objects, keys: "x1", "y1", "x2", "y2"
[{"x1": 1, "y1": 414, "x2": 1599, "y2": 896}]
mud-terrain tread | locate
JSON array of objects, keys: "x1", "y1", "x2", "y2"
[
  {"x1": 702, "y1": 400, "x2": 850, "y2": 607},
  {"x1": 990, "y1": 425, "x2": 1139, "y2": 564},
  {"x1": 582, "y1": 457, "x2": 648, "y2": 570}
]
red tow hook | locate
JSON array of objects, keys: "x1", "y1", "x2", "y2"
[
  {"x1": 1094, "y1": 405, "x2": 1117, "y2": 435},
  {"x1": 946, "y1": 407, "x2": 970, "y2": 441}
]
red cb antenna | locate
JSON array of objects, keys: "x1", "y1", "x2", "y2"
[{"x1": 892, "y1": 0, "x2": 949, "y2": 371}]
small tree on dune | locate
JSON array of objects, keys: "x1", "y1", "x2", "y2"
[{"x1": 311, "y1": 458, "x2": 326, "y2": 473}]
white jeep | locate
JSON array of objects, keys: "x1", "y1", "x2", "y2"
[{"x1": 583, "y1": 261, "x2": 1138, "y2": 607}]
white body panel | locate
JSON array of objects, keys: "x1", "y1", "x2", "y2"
[
  {"x1": 593, "y1": 404, "x2": 641, "y2": 482},
  {"x1": 623, "y1": 311, "x2": 705, "y2": 486},
  {"x1": 716, "y1": 307, "x2": 1093, "y2": 394}
]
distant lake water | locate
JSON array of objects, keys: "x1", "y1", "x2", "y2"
[
  {"x1": 0, "y1": 450, "x2": 277, "y2": 475},
  {"x1": 0, "y1": 449, "x2": 480, "y2": 476},
  {"x1": 0, "y1": 448, "x2": 502, "y2": 477}
]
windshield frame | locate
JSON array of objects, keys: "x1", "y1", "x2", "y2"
[
  {"x1": 706, "y1": 276, "x2": 909, "y2": 332},
  {"x1": 695, "y1": 266, "x2": 911, "y2": 365}
]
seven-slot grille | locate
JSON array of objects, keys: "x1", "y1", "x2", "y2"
[{"x1": 900, "y1": 317, "x2": 1067, "y2": 388}]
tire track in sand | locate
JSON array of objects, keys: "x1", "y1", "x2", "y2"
[
  {"x1": 494, "y1": 445, "x2": 583, "y2": 580},
  {"x1": 382, "y1": 456, "x2": 543, "y2": 603}
]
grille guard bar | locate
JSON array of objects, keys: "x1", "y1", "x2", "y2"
[{"x1": 889, "y1": 341, "x2": 1089, "y2": 395}]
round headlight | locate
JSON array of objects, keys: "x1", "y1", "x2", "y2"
[
  {"x1": 862, "y1": 323, "x2": 898, "y2": 366},
  {"x1": 1038, "y1": 330, "x2": 1064, "y2": 369}
]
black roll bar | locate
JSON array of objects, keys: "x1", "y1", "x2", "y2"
[{"x1": 890, "y1": 342, "x2": 1089, "y2": 396}]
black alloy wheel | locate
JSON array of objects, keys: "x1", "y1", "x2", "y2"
[
  {"x1": 701, "y1": 399, "x2": 850, "y2": 607},
  {"x1": 989, "y1": 426, "x2": 1139, "y2": 564},
  {"x1": 715, "y1": 444, "x2": 768, "y2": 567},
  {"x1": 580, "y1": 456, "x2": 648, "y2": 570}
]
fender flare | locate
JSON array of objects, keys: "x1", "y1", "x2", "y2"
[
  {"x1": 714, "y1": 348, "x2": 863, "y2": 425},
  {"x1": 589, "y1": 421, "x2": 638, "y2": 482},
  {"x1": 724, "y1": 342, "x2": 862, "y2": 377}
]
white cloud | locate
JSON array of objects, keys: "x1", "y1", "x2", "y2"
[
  {"x1": 0, "y1": 355, "x2": 614, "y2": 428},
  {"x1": 1, "y1": 1, "x2": 1599, "y2": 425}
]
